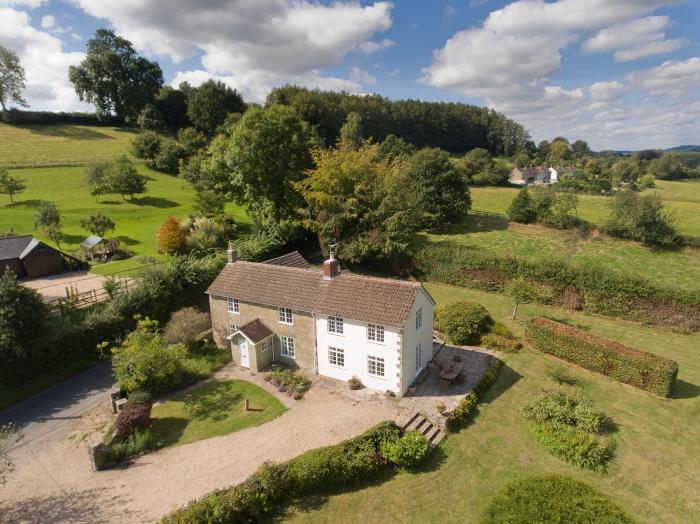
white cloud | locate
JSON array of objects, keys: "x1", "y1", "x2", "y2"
[
  {"x1": 0, "y1": 0, "x2": 45, "y2": 7},
  {"x1": 349, "y1": 67, "x2": 376, "y2": 85},
  {"x1": 422, "y1": 0, "x2": 694, "y2": 149},
  {"x1": 355, "y1": 38, "x2": 394, "y2": 55},
  {"x1": 629, "y1": 56, "x2": 700, "y2": 97},
  {"x1": 39, "y1": 14, "x2": 54, "y2": 28},
  {"x1": 583, "y1": 16, "x2": 686, "y2": 62},
  {"x1": 0, "y1": 7, "x2": 89, "y2": 111}
]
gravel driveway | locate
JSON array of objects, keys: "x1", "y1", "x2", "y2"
[{"x1": 0, "y1": 365, "x2": 398, "y2": 523}]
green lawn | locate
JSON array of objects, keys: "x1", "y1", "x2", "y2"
[
  {"x1": 150, "y1": 379, "x2": 287, "y2": 447},
  {"x1": 0, "y1": 165, "x2": 251, "y2": 276},
  {"x1": 282, "y1": 282, "x2": 700, "y2": 524},
  {"x1": 421, "y1": 217, "x2": 700, "y2": 293},
  {"x1": 0, "y1": 122, "x2": 139, "y2": 167},
  {"x1": 471, "y1": 179, "x2": 700, "y2": 237}
]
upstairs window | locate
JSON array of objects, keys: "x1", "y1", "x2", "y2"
[
  {"x1": 415, "y1": 308, "x2": 423, "y2": 330},
  {"x1": 227, "y1": 297, "x2": 239, "y2": 314},
  {"x1": 367, "y1": 323, "x2": 385, "y2": 343},
  {"x1": 328, "y1": 316, "x2": 344, "y2": 335},
  {"x1": 278, "y1": 306, "x2": 293, "y2": 325}
]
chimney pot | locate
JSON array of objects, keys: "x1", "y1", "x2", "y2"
[{"x1": 227, "y1": 244, "x2": 237, "y2": 264}]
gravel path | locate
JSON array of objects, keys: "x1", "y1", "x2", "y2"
[{"x1": 0, "y1": 366, "x2": 398, "y2": 524}]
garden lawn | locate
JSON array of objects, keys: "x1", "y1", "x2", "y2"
[
  {"x1": 283, "y1": 282, "x2": 700, "y2": 524},
  {"x1": 0, "y1": 122, "x2": 138, "y2": 167},
  {"x1": 150, "y1": 379, "x2": 287, "y2": 447},
  {"x1": 0, "y1": 165, "x2": 251, "y2": 276}
]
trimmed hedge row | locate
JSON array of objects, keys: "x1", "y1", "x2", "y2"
[
  {"x1": 162, "y1": 422, "x2": 402, "y2": 523},
  {"x1": 447, "y1": 356, "x2": 503, "y2": 431},
  {"x1": 525, "y1": 317, "x2": 678, "y2": 396},
  {"x1": 412, "y1": 243, "x2": 700, "y2": 331},
  {"x1": 0, "y1": 109, "x2": 121, "y2": 126}
]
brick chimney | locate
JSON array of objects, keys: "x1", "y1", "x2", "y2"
[
  {"x1": 227, "y1": 242, "x2": 237, "y2": 264},
  {"x1": 323, "y1": 245, "x2": 339, "y2": 279}
]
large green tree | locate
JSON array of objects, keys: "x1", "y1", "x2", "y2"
[
  {"x1": 186, "y1": 80, "x2": 246, "y2": 135},
  {"x1": 338, "y1": 111, "x2": 364, "y2": 150},
  {"x1": 34, "y1": 201, "x2": 63, "y2": 247},
  {"x1": 69, "y1": 29, "x2": 163, "y2": 122},
  {"x1": 296, "y1": 143, "x2": 418, "y2": 263},
  {"x1": 405, "y1": 147, "x2": 470, "y2": 226},
  {"x1": 606, "y1": 190, "x2": 680, "y2": 246},
  {"x1": 0, "y1": 45, "x2": 28, "y2": 111},
  {"x1": 107, "y1": 155, "x2": 148, "y2": 199},
  {"x1": 223, "y1": 104, "x2": 318, "y2": 239}
]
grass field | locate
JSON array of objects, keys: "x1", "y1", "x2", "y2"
[
  {"x1": 283, "y1": 282, "x2": 700, "y2": 524},
  {"x1": 470, "y1": 179, "x2": 700, "y2": 237},
  {"x1": 151, "y1": 380, "x2": 287, "y2": 447},
  {"x1": 0, "y1": 165, "x2": 250, "y2": 275}
]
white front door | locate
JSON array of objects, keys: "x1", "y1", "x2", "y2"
[{"x1": 239, "y1": 338, "x2": 250, "y2": 368}]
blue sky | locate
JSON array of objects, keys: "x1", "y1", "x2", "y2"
[{"x1": 1, "y1": 0, "x2": 699, "y2": 149}]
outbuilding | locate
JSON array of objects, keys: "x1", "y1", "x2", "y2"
[{"x1": 0, "y1": 235, "x2": 83, "y2": 279}]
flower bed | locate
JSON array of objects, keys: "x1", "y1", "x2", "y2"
[{"x1": 263, "y1": 367, "x2": 311, "y2": 399}]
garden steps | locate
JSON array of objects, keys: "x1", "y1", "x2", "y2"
[{"x1": 400, "y1": 411, "x2": 444, "y2": 449}]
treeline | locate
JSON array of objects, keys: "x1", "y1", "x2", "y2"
[
  {"x1": 268, "y1": 86, "x2": 531, "y2": 155},
  {"x1": 0, "y1": 109, "x2": 119, "y2": 126}
]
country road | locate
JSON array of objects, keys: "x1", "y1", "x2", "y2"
[{"x1": 0, "y1": 361, "x2": 114, "y2": 452}]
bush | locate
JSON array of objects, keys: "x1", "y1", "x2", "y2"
[
  {"x1": 154, "y1": 139, "x2": 185, "y2": 174},
  {"x1": 482, "y1": 474, "x2": 633, "y2": 524},
  {"x1": 108, "y1": 429, "x2": 161, "y2": 464},
  {"x1": 157, "y1": 216, "x2": 188, "y2": 254},
  {"x1": 125, "y1": 390, "x2": 153, "y2": 409},
  {"x1": 481, "y1": 334, "x2": 522, "y2": 352},
  {"x1": 381, "y1": 430, "x2": 430, "y2": 469},
  {"x1": 162, "y1": 421, "x2": 400, "y2": 523},
  {"x1": 116, "y1": 403, "x2": 152, "y2": 438},
  {"x1": 434, "y1": 301, "x2": 492, "y2": 345},
  {"x1": 163, "y1": 307, "x2": 210, "y2": 349},
  {"x1": 0, "y1": 109, "x2": 117, "y2": 125},
  {"x1": 447, "y1": 358, "x2": 502, "y2": 431},
  {"x1": 525, "y1": 317, "x2": 678, "y2": 396},
  {"x1": 266, "y1": 368, "x2": 311, "y2": 398}
]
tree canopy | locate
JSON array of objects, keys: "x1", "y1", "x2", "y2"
[
  {"x1": 0, "y1": 45, "x2": 27, "y2": 111},
  {"x1": 69, "y1": 29, "x2": 163, "y2": 122},
  {"x1": 186, "y1": 80, "x2": 246, "y2": 135},
  {"x1": 0, "y1": 169, "x2": 26, "y2": 202}
]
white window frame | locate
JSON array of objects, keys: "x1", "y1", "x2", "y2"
[
  {"x1": 227, "y1": 297, "x2": 240, "y2": 314},
  {"x1": 278, "y1": 306, "x2": 293, "y2": 325},
  {"x1": 280, "y1": 336, "x2": 295, "y2": 358},
  {"x1": 367, "y1": 355, "x2": 385, "y2": 378},
  {"x1": 260, "y1": 339, "x2": 270, "y2": 352},
  {"x1": 229, "y1": 324, "x2": 239, "y2": 334},
  {"x1": 416, "y1": 308, "x2": 423, "y2": 330},
  {"x1": 416, "y1": 343, "x2": 422, "y2": 372},
  {"x1": 367, "y1": 323, "x2": 385, "y2": 343},
  {"x1": 327, "y1": 316, "x2": 344, "y2": 335},
  {"x1": 328, "y1": 346, "x2": 345, "y2": 368}
]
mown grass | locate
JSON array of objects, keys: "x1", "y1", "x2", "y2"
[
  {"x1": 0, "y1": 122, "x2": 139, "y2": 167},
  {"x1": 281, "y1": 283, "x2": 700, "y2": 524},
  {"x1": 151, "y1": 379, "x2": 287, "y2": 447},
  {"x1": 470, "y1": 179, "x2": 700, "y2": 237},
  {"x1": 0, "y1": 165, "x2": 251, "y2": 276}
]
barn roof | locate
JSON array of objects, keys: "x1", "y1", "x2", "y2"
[{"x1": 0, "y1": 235, "x2": 35, "y2": 261}]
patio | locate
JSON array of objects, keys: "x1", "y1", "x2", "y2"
[{"x1": 399, "y1": 342, "x2": 497, "y2": 425}]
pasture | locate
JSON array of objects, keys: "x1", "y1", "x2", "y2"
[
  {"x1": 284, "y1": 283, "x2": 700, "y2": 524},
  {"x1": 0, "y1": 122, "x2": 138, "y2": 167}
]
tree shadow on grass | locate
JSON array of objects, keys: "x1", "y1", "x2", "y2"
[
  {"x1": 20, "y1": 124, "x2": 117, "y2": 141},
  {"x1": 430, "y1": 214, "x2": 509, "y2": 236},
  {"x1": 130, "y1": 196, "x2": 179, "y2": 208},
  {"x1": 60, "y1": 232, "x2": 86, "y2": 244},
  {"x1": 671, "y1": 379, "x2": 700, "y2": 400},
  {"x1": 5, "y1": 198, "x2": 45, "y2": 208},
  {"x1": 113, "y1": 235, "x2": 139, "y2": 246},
  {"x1": 480, "y1": 362, "x2": 523, "y2": 405},
  {"x1": 149, "y1": 416, "x2": 189, "y2": 447},
  {"x1": 182, "y1": 382, "x2": 243, "y2": 422}
]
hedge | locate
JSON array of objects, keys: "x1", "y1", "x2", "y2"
[
  {"x1": 0, "y1": 109, "x2": 121, "y2": 126},
  {"x1": 525, "y1": 317, "x2": 678, "y2": 396},
  {"x1": 162, "y1": 422, "x2": 402, "y2": 523},
  {"x1": 447, "y1": 356, "x2": 503, "y2": 431},
  {"x1": 412, "y1": 243, "x2": 699, "y2": 332}
]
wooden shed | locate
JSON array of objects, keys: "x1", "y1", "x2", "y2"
[{"x1": 0, "y1": 235, "x2": 84, "y2": 279}]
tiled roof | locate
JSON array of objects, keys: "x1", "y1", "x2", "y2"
[
  {"x1": 207, "y1": 259, "x2": 427, "y2": 328},
  {"x1": 238, "y1": 319, "x2": 274, "y2": 344},
  {"x1": 0, "y1": 235, "x2": 34, "y2": 261},
  {"x1": 263, "y1": 251, "x2": 311, "y2": 269}
]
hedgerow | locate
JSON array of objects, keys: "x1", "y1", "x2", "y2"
[
  {"x1": 447, "y1": 357, "x2": 503, "y2": 431},
  {"x1": 412, "y1": 243, "x2": 699, "y2": 331},
  {"x1": 161, "y1": 421, "x2": 424, "y2": 523},
  {"x1": 525, "y1": 317, "x2": 678, "y2": 396}
]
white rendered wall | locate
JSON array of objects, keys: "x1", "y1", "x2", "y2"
[
  {"x1": 400, "y1": 289, "x2": 435, "y2": 395},
  {"x1": 315, "y1": 315, "x2": 401, "y2": 395}
]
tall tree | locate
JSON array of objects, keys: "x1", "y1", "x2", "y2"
[
  {"x1": 84, "y1": 161, "x2": 112, "y2": 199},
  {"x1": 0, "y1": 45, "x2": 28, "y2": 111},
  {"x1": 107, "y1": 155, "x2": 147, "y2": 199},
  {"x1": 34, "y1": 201, "x2": 63, "y2": 248},
  {"x1": 80, "y1": 212, "x2": 116, "y2": 237},
  {"x1": 186, "y1": 80, "x2": 246, "y2": 135},
  {"x1": 0, "y1": 169, "x2": 26, "y2": 202},
  {"x1": 69, "y1": 29, "x2": 163, "y2": 122},
  {"x1": 338, "y1": 111, "x2": 364, "y2": 150}
]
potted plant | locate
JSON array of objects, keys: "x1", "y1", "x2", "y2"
[
  {"x1": 348, "y1": 376, "x2": 362, "y2": 390},
  {"x1": 408, "y1": 382, "x2": 417, "y2": 395},
  {"x1": 436, "y1": 401, "x2": 448, "y2": 416}
]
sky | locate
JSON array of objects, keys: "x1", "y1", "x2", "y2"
[{"x1": 1, "y1": 0, "x2": 699, "y2": 150}]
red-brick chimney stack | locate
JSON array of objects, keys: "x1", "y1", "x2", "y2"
[{"x1": 323, "y1": 245, "x2": 339, "y2": 279}]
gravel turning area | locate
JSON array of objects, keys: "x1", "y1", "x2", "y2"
[{"x1": 0, "y1": 366, "x2": 398, "y2": 523}]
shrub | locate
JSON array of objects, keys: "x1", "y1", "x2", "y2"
[
  {"x1": 108, "y1": 429, "x2": 161, "y2": 464},
  {"x1": 481, "y1": 334, "x2": 522, "y2": 352},
  {"x1": 157, "y1": 216, "x2": 188, "y2": 254},
  {"x1": 381, "y1": 430, "x2": 430, "y2": 469},
  {"x1": 153, "y1": 139, "x2": 184, "y2": 174},
  {"x1": 132, "y1": 130, "x2": 162, "y2": 163},
  {"x1": 434, "y1": 301, "x2": 492, "y2": 345},
  {"x1": 266, "y1": 368, "x2": 310, "y2": 397},
  {"x1": 116, "y1": 403, "x2": 152, "y2": 438},
  {"x1": 525, "y1": 317, "x2": 678, "y2": 396},
  {"x1": 482, "y1": 474, "x2": 633, "y2": 524},
  {"x1": 163, "y1": 307, "x2": 210, "y2": 349},
  {"x1": 447, "y1": 358, "x2": 502, "y2": 431},
  {"x1": 125, "y1": 390, "x2": 153, "y2": 409}
]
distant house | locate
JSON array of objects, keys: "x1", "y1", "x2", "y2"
[
  {"x1": 207, "y1": 248, "x2": 436, "y2": 397},
  {"x1": 0, "y1": 235, "x2": 83, "y2": 279},
  {"x1": 509, "y1": 165, "x2": 578, "y2": 186}
]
